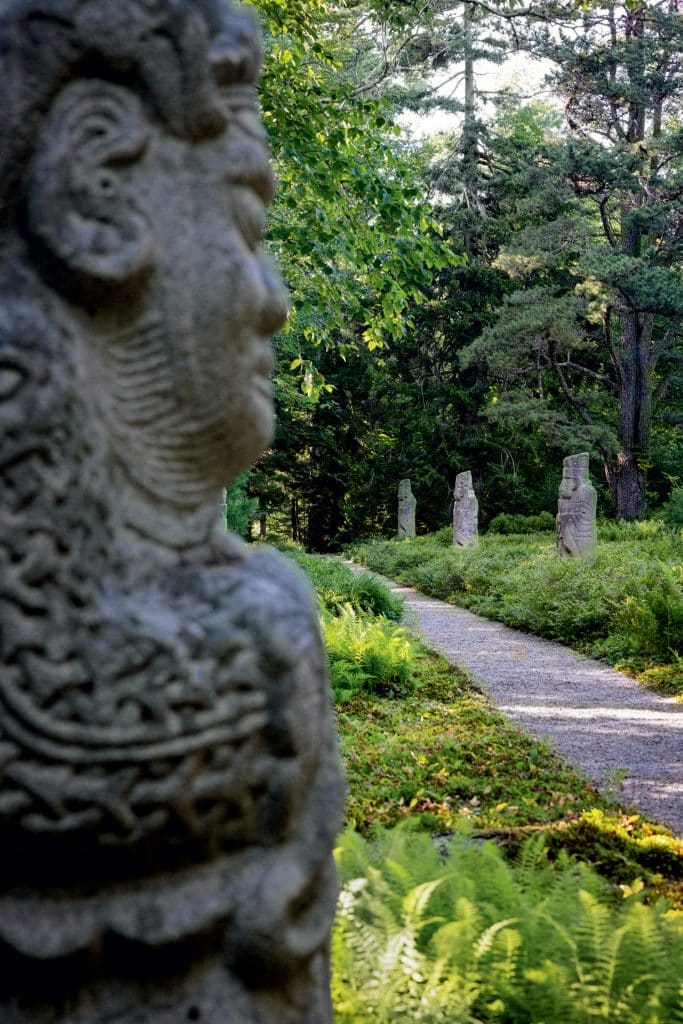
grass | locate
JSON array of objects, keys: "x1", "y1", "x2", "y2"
[
  {"x1": 347, "y1": 522, "x2": 683, "y2": 698},
  {"x1": 339, "y1": 650, "x2": 614, "y2": 834},
  {"x1": 279, "y1": 546, "x2": 683, "y2": 1020},
  {"x1": 337, "y1": 647, "x2": 683, "y2": 908}
]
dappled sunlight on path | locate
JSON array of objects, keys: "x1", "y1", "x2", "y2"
[{"x1": 345, "y1": 561, "x2": 683, "y2": 837}]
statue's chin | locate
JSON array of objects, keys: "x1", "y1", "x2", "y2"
[{"x1": 223, "y1": 404, "x2": 274, "y2": 486}]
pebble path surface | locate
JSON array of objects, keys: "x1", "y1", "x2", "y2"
[{"x1": 345, "y1": 561, "x2": 683, "y2": 837}]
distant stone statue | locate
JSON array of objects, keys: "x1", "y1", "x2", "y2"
[
  {"x1": 0, "y1": 3, "x2": 343, "y2": 1022},
  {"x1": 397, "y1": 479, "x2": 417, "y2": 538},
  {"x1": 453, "y1": 471, "x2": 479, "y2": 548},
  {"x1": 557, "y1": 453, "x2": 598, "y2": 557}
]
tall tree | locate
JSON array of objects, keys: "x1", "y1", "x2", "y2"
[
  {"x1": 465, "y1": 1, "x2": 683, "y2": 518},
  {"x1": 255, "y1": 0, "x2": 454, "y2": 370}
]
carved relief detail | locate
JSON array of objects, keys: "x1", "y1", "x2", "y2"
[{"x1": 0, "y1": 2, "x2": 342, "y2": 1019}]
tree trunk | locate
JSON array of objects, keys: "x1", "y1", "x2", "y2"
[
  {"x1": 613, "y1": 10, "x2": 651, "y2": 522},
  {"x1": 259, "y1": 515, "x2": 267, "y2": 539},
  {"x1": 613, "y1": 307, "x2": 652, "y2": 519},
  {"x1": 290, "y1": 498, "x2": 300, "y2": 542},
  {"x1": 461, "y1": 1, "x2": 481, "y2": 258}
]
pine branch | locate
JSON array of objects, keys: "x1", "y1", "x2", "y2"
[{"x1": 554, "y1": 360, "x2": 617, "y2": 393}]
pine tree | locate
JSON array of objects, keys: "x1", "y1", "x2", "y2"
[{"x1": 463, "y1": 1, "x2": 683, "y2": 517}]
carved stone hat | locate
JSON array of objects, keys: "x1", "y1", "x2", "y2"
[
  {"x1": 0, "y1": 0, "x2": 260, "y2": 231},
  {"x1": 562, "y1": 452, "x2": 591, "y2": 480}
]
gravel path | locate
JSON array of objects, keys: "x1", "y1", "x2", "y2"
[{"x1": 346, "y1": 562, "x2": 683, "y2": 836}]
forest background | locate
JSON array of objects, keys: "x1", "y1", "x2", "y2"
[{"x1": 228, "y1": 0, "x2": 683, "y2": 551}]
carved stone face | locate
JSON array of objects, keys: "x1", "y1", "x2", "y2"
[
  {"x1": 558, "y1": 471, "x2": 580, "y2": 502},
  {"x1": 398, "y1": 479, "x2": 412, "y2": 501},
  {"x1": 0, "y1": 6, "x2": 343, "y2": 1020},
  {"x1": 18, "y1": 0, "x2": 288, "y2": 505},
  {"x1": 145, "y1": 97, "x2": 288, "y2": 478},
  {"x1": 454, "y1": 472, "x2": 472, "y2": 500}
]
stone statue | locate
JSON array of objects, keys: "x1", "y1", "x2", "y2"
[
  {"x1": 397, "y1": 479, "x2": 416, "y2": 539},
  {"x1": 556, "y1": 453, "x2": 598, "y2": 557},
  {"x1": 0, "y1": 2, "x2": 343, "y2": 1021},
  {"x1": 452, "y1": 471, "x2": 479, "y2": 549}
]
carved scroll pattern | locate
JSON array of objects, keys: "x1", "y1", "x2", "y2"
[{"x1": 0, "y1": 315, "x2": 320, "y2": 849}]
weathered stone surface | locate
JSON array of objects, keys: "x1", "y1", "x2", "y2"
[
  {"x1": 556, "y1": 453, "x2": 598, "y2": 557},
  {"x1": 397, "y1": 479, "x2": 416, "y2": 539},
  {"x1": 452, "y1": 471, "x2": 478, "y2": 549},
  {"x1": 0, "y1": 2, "x2": 343, "y2": 1020}
]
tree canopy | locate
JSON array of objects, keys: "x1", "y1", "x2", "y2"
[{"x1": 230, "y1": 0, "x2": 683, "y2": 548}]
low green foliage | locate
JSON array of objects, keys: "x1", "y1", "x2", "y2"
[
  {"x1": 324, "y1": 605, "x2": 416, "y2": 702},
  {"x1": 333, "y1": 827, "x2": 683, "y2": 1024},
  {"x1": 597, "y1": 518, "x2": 678, "y2": 543},
  {"x1": 283, "y1": 549, "x2": 403, "y2": 620},
  {"x1": 279, "y1": 548, "x2": 411, "y2": 701},
  {"x1": 348, "y1": 529, "x2": 683, "y2": 695},
  {"x1": 660, "y1": 487, "x2": 683, "y2": 525},
  {"x1": 547, "y1": 809, "x2": 683, "y2": 905},
  {"x1": 487, "y1": 510, "x2": 556, "y2": 534},
  {"x1": 338, "y1": 660, "x2": 617, "y2": 836}
]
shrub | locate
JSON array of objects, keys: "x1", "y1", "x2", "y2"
[
  {"x1": 488, "y1": 510, "x2": 556, "y2": 534},
  {"x1": 659, "y1": 486, "x2": 683, "y2": 525},
  {"x1": 333, "y1": 827, "x2": 683, "y2": 1024},
  {"x1": 597, "y1": 518, "x2": 671, "y2": 543},
  {"x1": 431, "y1": 525, "x2": 454, "y2": 546},
  {"x1": 285, "y1": 550, "x2": 403, "y2": 620},
  {"x1": 324, "y1": 605, "x2": 416, "y2": 701}
]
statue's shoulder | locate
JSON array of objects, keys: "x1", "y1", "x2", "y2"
[
  {"x1": 172, "y1": 538, "x2": 323, "y2": 667},
  {"x1": 198, "y1": 536, "x2": 316, "y2": 607},
  {"x1": 245, "y1": 545, "x2": 318, "y2": 609},
  {"x1": 208, "y1": 542, "x2": 322, "y2": 648}
]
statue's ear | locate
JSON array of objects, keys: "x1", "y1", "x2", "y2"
[{"x1": 26, "y1": 81, "x2": 154, "y2": 288}]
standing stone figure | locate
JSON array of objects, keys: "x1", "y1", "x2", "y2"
[
  {"x1": 397, "y1": 479, "x2": 417, "y2": 538},
  {"x1": 0, "y1": 2, "x2": 343, "y2": 1022},
  {"x1": 452, "y1": 471, "x2": 479, "y2": 549},
  {"x1": 556, "y1": 453, "x2": 598, "y2": 557}
]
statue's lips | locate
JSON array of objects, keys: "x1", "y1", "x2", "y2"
[
  {"x1": 250, "y1": 345, "x2": 275, "y2": 398},
  {"x1": 252, "y1": 343, "x2": 275, "y2": 376}
]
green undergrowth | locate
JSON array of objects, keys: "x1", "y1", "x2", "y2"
[
  {"x1": 338, "y1": 658, "x2": 614, "y2": 834},
  {"x1": 281, "y1": 544, "x2": 403, "y2": 620},
  {"x1": 336, "y1": 653, "x2": 683, "y2": 908},
  {"x1": 277, "y1": 549, "x2": 410, "y2": 701},
  {"x1": 284, "y1": 549, "x2": 683, "y2": 1018},
  {"x1": 487, "y1": 510, "x2": 556, "y2": 534},
  {"x1": 324, "y1": 604, "x2": 417, "y2": 701},
  {"x1": 347, "y1": 523, "x2": 683, "y2": 698},
  {"x1": 333, "y1": 827, "x2": 683, "y2": 1023}
]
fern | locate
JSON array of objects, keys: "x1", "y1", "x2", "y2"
[
  {"x1": 333, "y1": 827, "x2": 683, "y2": 1023},
  {"x1": 324, "y1": 604, "x2": 416, "y2": 700}
]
